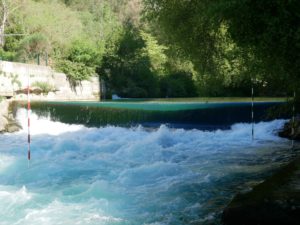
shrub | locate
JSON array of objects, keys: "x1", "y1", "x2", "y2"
[
  {"x1": 56, "y1": 60, "x2": 95, "y2": 86},
  {"x1": 32, "y1": 81, "x2": 55, "y2": 94}
]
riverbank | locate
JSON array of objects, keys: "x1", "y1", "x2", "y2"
[
  {"x1": 221, "y1": 114, "x2": 300, "y2": 224},
  {"x1": 222, "y1": 152, "x2": 300, "y2": 225},
  {"x1": 0, "y1": 100, "x2": 21, "y2": 133}
]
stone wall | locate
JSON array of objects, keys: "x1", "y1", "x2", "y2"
[
  {"x1": 0, "y1": 99, "x2": 20, "y2": 133},
  {"x1": 0, "y1": 60, "x2": 100, "y2": 100},
  {"x1": 0, "y1": 100, "x2": 9, "y2": 132}
]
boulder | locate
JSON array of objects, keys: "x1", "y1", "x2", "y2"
[
  {"x1": 6, "y1": 120, "x2": 22, "y2": 133},
  {"x1": 278, "y1": 116, "x2": 300, "y2": 140},
  {"x1": 0, "y1": 100, "x2": 9, "y2": 132},
  {"x1": 0, "y1": 100, "x2": 21, "y2": 133},
  {"x1": 0, "y1": 114, "x2": 8, "y2": 132}
]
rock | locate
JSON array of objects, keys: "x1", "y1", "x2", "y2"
[
  {"x1": 6, "y1": 121, "x2": 22, "y2": 133},
  {"x1": 0, "y1": 100, "x2": 9, "y2": 133},
  {"x1": 0, "y1": 100, "x2": 21, "y2": 133},
  {"x1": 278, "y1": 116, "x2": 300, "y2": 140},
  {"x1": 221, "y1": 157, "x2": 300, "y2": 225},
  {"x1": 0, "y1": 115, "x2": 8, "y2": 132}
]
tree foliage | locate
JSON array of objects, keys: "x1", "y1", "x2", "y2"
[
  {"x1": 56, "y1": 60, "x2": 95, "y2": 85},
  {"x1": 1, "y1": 0, "x2": 122, "y2": 82},
  {"x1": 224, "y1": 0, "x2": 300, "y2": 88},
  {"x1": 2, "y1": 0, "x2": 298, "y2": 98},
  {"x1": 18, "y1": 33, "x2": 49, "y2": 60},
  {"x1": 100, "y1": 25, "x2": 160, "y2": 98},
  {"x1": 144, "y1": 0, "x2": 300, "y2": 95},
  {"x1": 22, "y1": 0, "x2": 83, "y2": 51}
]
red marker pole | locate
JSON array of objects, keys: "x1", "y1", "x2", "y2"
[{"x1": 27, "y1": 71, "x2": 31, "y2": 162}]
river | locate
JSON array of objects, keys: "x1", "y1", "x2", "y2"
[{"x1": 0, "y1": 100, "x2": 297, "y2": 225}]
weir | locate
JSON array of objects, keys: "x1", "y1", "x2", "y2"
[{"x1": 14, "y1": 100, "x2": 287, "y2": 130}]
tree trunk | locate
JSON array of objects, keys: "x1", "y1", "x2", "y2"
[
  {"x1": 0, "y1": 22, "x2": 6, "y2": 47},
  {"x1": 0, "y1": 0, "x2": 8, "y2": 47}
]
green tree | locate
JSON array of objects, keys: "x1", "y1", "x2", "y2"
[
  {"x1": 18, "y1": 33, "x2": 49, "y2": 61},
  {"x1": 21, "y1": 0, "x2": 82, "y2": 53},
  {"x1": 140, "y1": 31, "x2": 168, "y2": 75},
  {"x1": 0, "y1": 0, "x2": 24, "y2": 47},
  {"x1": 160, "y1": 71, "x2": 197, "y2": 97},
  {"x1": 144, "y1": 0, "x2": 300, "y2": 96},
  {"x1": 100, "y1": 24, "x2": 159, "y2": 98},
  {"x1": 56, "y1": 39, "x2": 100, "y2": 85},
  {"x1": 224, "y1": 0, "x2": 300, "y2": 91}
]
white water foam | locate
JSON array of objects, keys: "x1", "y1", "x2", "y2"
[
  {"x1": 0, "y1": 109, "x2": 293, "y2": 225},
  {"x1": 16, "y1": 109, "x2": 84, "y2": 136}
]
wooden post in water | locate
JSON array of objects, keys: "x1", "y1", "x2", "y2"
[
  {"x1": 292, "y1": 90, "x2": 296, "y2": 149},
  {"x1": 251, "y1": 84, "x2": 254, "y2": 141}
]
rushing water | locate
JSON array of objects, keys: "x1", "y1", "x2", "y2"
[{"x1": 0, "y1": 102, "x2": 297, "y2": 225}]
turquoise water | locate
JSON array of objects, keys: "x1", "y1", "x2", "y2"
[
  {"x1": 37, "y1": 100, "x2": 284, "y2": 111},
  {"x1": 0, "y1": 101, "x2": 297, "y2": 225}
]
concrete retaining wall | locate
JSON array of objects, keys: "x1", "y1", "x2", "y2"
[{"x1": 0, "y1": 61, "x2": 100, "y2": 100}]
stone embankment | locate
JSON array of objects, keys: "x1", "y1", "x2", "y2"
[
  {"x1": 0, "y1": 100, "x2": 21, "y2": 133},
  {"x1": 221, "y1": 156, "x2": 300, "y2": 225},
  {"x1": 221, "y1": 117, "x2": 300, "y2": 225},
  {"x1": 0, "y1": 60, "x2": 101, "y2": 101}
]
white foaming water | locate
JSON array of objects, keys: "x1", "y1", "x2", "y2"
[
  {"x1": 17, "y1": 109, "x2": 84, "y2": 136},
  {"x1": 0, "y1": 109, "x2": 294, "y2": 225}
]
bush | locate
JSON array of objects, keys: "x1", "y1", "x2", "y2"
[
  {"x1": 67, "y1": 40, "x2": 101, "y2": 66},
  {"x1": 32, "y1": 81, "x2": 55, "y2": 94},
  {"x1": 56, "y1": 60, "x2": 95, "y2": 86},
  {"x1": 54, "y1": 40, "x2": 99, "y2": 86},
  {"x1": 0, "y1": 49, "x2": 17, "y2": 61}
]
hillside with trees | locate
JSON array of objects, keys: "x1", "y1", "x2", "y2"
[{"x1": 1, "y1": 0, "x2": 299, "y2": 99}]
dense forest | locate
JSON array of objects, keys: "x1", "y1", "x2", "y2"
[{"x1": 0, "y1": 0, "x2": 299, "y2": 99}]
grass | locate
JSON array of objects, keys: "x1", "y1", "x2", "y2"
[{"x1": 32, "y1": 81, "x2": 55, "y2": 94}]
